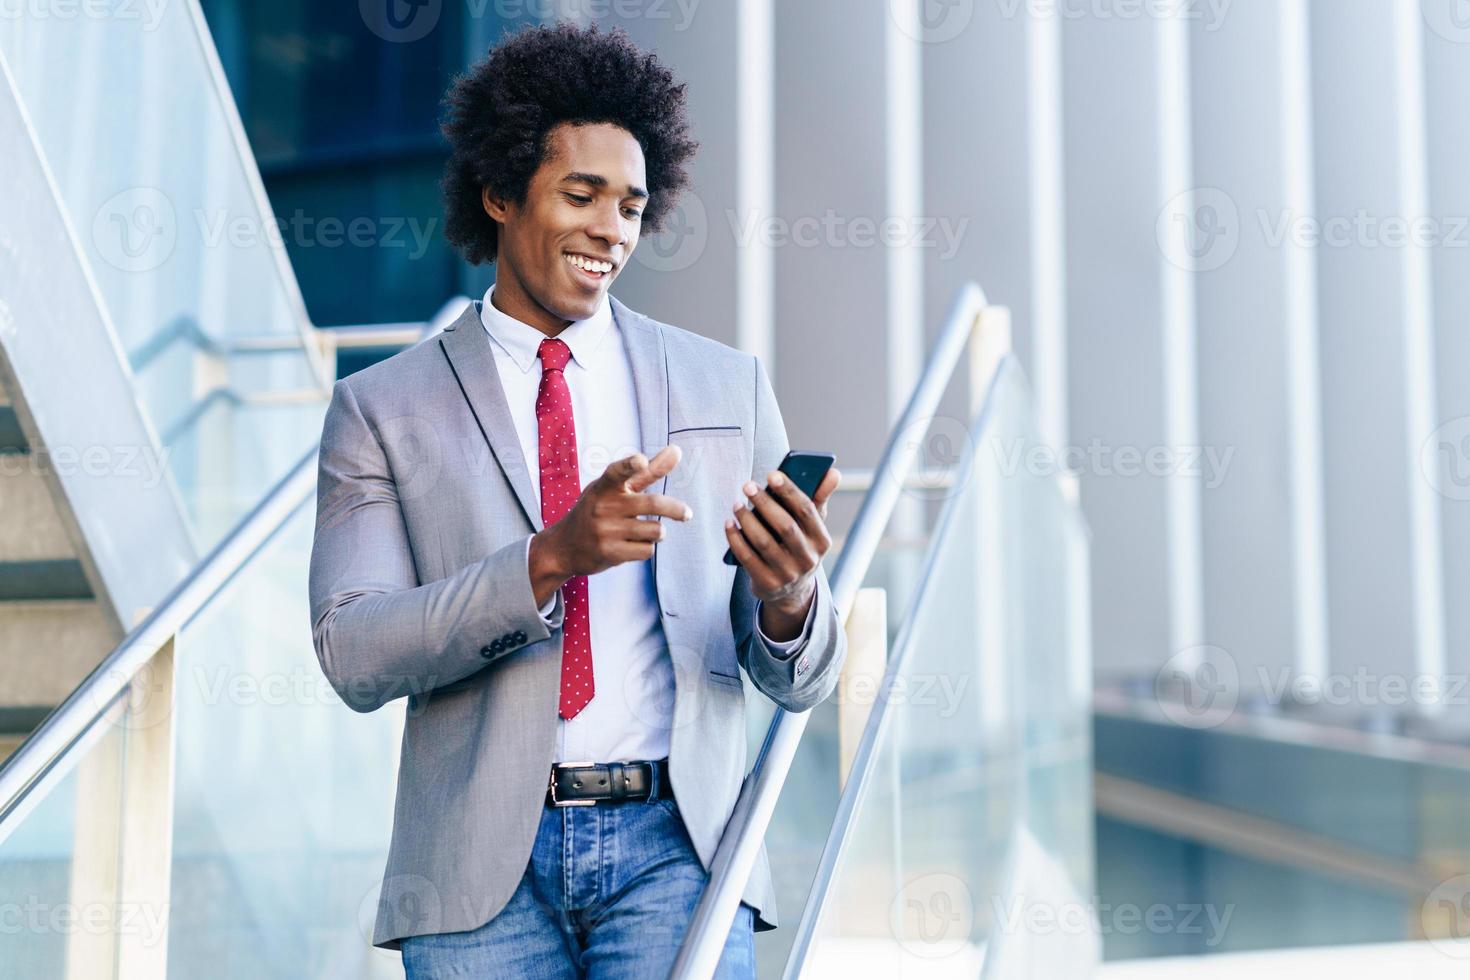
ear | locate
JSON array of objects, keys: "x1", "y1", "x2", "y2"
[{"x1": 481, "y1": 185, "x2": 511, "y2": 223}]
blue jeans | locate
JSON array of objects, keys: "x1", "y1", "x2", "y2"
[{"x1": 401, "y1": 793, "x2": 757, "y2": 978}]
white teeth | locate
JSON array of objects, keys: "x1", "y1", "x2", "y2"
[{"x1": 565, "y1": 253, "x2": 612, "y2": 274}]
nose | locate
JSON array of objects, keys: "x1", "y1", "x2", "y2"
[{"x1": 585, "y1": 199, "x2": 628, "y2": 250}]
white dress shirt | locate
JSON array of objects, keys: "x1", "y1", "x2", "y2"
[{"x1": 480, "y1": 284, "x2": 806, "y2": 765}]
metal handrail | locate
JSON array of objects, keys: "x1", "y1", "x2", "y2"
[
  {"x1": 0, "y1": 444, "x2": 320, "y2": 825},
  {"x1": 832, "y1": 467, "x2": 956, "y2": 493},
  {"x1": 233, "y1": 296, "x2": 474, "y2": 354},
  {"x1": 781, "y1": 356, "x2": 1020, "y2": 976},
  {"x1": 127, "y1": 313, "x2": 229, "y2": 372},
  {"x1": 135, "y1": 296, "x2": 473, "y2": 451},
  {"x1": 670, "y1": 281, "x2": 998, "y2": 977}
]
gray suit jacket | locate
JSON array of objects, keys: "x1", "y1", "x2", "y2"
[{"x1": 308, "y1": 296, "x2": 846, "y2": 949}]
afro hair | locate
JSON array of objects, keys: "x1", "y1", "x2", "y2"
[{"x1": 439, "y1": 21, "x2": 700, "y2": 266}]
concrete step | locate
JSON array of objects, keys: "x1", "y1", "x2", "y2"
[
  {"x1": 0, "y1": 377, "x2": 97, "y2": 760},
  {"x1": 0, "y1": 600, "x2": 116, "y2": 709},
  {"x1": 0, "y1": 465, "x2": 76, "y2": 563}
]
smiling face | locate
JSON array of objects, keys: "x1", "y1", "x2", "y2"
[{"x1": 482, "y1": 121, "x2": 647, "y2": 335}]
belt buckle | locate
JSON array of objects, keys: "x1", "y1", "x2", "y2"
[{"x1": 549, "y1": 760, "x2": 598, "y2": 807}]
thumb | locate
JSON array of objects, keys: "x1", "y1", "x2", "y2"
[
  {"x1": 626, "y1": 445, "x2": 681, "y2": 493},
  {"x1": 813, "y1": 466, "x2": 840, "y2": 507},
  {"x1": 602, "y1": 452, "x2": 651, "y2": 492},
  {"x1": 814, "y1": 466, "x2": 840, "y2": 520}
]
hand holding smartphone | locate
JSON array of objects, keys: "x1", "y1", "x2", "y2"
[{"x1": 722, "y1": 449, "x2": 837, "y2": 565}]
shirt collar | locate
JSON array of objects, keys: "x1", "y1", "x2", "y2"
[{"x1": 479, "y1": 282, "x2": 614, "y2": 374}]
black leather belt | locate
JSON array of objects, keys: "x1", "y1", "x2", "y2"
[{"x1": 546, "y1": 758, "x2": 671, "y2": 807}]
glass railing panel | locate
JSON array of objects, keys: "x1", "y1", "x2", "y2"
[
  {"x1": 0, "y1": 6, "x2": 317, "y2": 359},
  {"x1": 793, "y1": 361, "x2": 1096, "y2": 975},
  {"x1": 1013, "y1": 438, "x2": 1095, "y2": 904},
  {"x1": 752, "y1": 690, "x2": 842, "y2": 978},
  {"x1": 162, "y1": 395, "x2": 328, "y2": 553},
  {"x1": 167, "y1": 491, "x2": 403, "y2": 978},
  {"x1": 0, "y1": 4, "x2": 327, "y2": 552},
  {"x1": 0, "y1": 700, "x2": 134, "y2": 976},
  {"x1": 752, "y1": 528, "x2": 935, "y2": 976},
  {"x1": 747, "y1": 552, "x2": 842, "y2": 979}
]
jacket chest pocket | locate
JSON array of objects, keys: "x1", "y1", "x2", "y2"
[
  {"x1": 662, "y1": 425, "x2": 749, "y2": 578},
  {"x1": 665, "y1": 425, "x2": 746, "y2": 497},
  {"x1": 655, "y1": 425, "x2": 747, "y2": 679}
]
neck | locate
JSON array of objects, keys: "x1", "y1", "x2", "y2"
[{"x1": 489, "y1": 265, "x2": 571, "y2": 338}]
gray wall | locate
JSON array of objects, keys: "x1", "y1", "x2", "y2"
[{"x1": 589, "y1": 0, "x2": 1470, "y2": 704}]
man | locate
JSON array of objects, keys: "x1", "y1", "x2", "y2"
[{"x1": 307, "y1": 20, "x2": 847, "y2": 979}]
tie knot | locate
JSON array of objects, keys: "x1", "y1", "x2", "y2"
[{"x1": 538, "y1": 338, "x2": 572, "y2": 373}]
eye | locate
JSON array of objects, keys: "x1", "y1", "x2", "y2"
[
  {"x1": 623, "y1": 207, "x2": 643, "y2": 220},
  {"x1": 564, "y1": 193, "x2": 592, "y2": 205}
]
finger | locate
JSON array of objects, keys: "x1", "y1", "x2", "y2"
[
  {"x1": 745, "y1": 483, "x2": 819, "y2": 570},
  {"x1": 724, "y1": 514, "x2": 779, "y2": 589},
  {"x1": 615, "y1": 518, "x2": 666, "y2": 543},
  {"x1": 812, "y1": 467, "x2": 841, "y2": 509},
  {"x1": 606, "y1": 539, "x2": 657, "y2": 564},
  {"x1": 601, "y1": 452, "x2": 650, "y2": 491},
  {"x1": 734, "y1": 495, "x2": 805, "y2": 580},
  {"x1": 649, "y1": 444, "x2": 682, "y2": 477},
  {"x1": 763, "y1": 470, "x2": 826, "y2": 542},
  {"x1": 620, "y1": 492, "x2": 693, "y2": 522},
  {"x1": 626, "y1": 445, "x2": 680, "y2": 493}
]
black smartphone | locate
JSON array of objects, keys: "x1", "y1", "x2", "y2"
[{"x1": 723, "y1": 450, "x2": 837, "y2": 565}]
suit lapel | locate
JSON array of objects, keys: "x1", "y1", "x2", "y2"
[
  {"x1": 438, "y1": 301, "x2": 544, "y2": 531},
  {"x1": 437, "y1": 296, "x2": 672, "y2": 541},
  {"x1": 610, "y1": 295, "x2": 672, "y2": 593},
  {"x1": 610, "y1": 295, "x2": 670, "y2": 498}
]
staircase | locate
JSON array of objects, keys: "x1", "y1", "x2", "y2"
[
  {"x1": 0, "y1": 372, "x2": 118, "y2": 764},
  {"x1": 0, "y1": 3, "x2": 1100, "y2": 975}
]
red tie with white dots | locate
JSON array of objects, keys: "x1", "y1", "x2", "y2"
[{"x1": 536, "y1": 338, "x2": 594, "y2": 720}]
